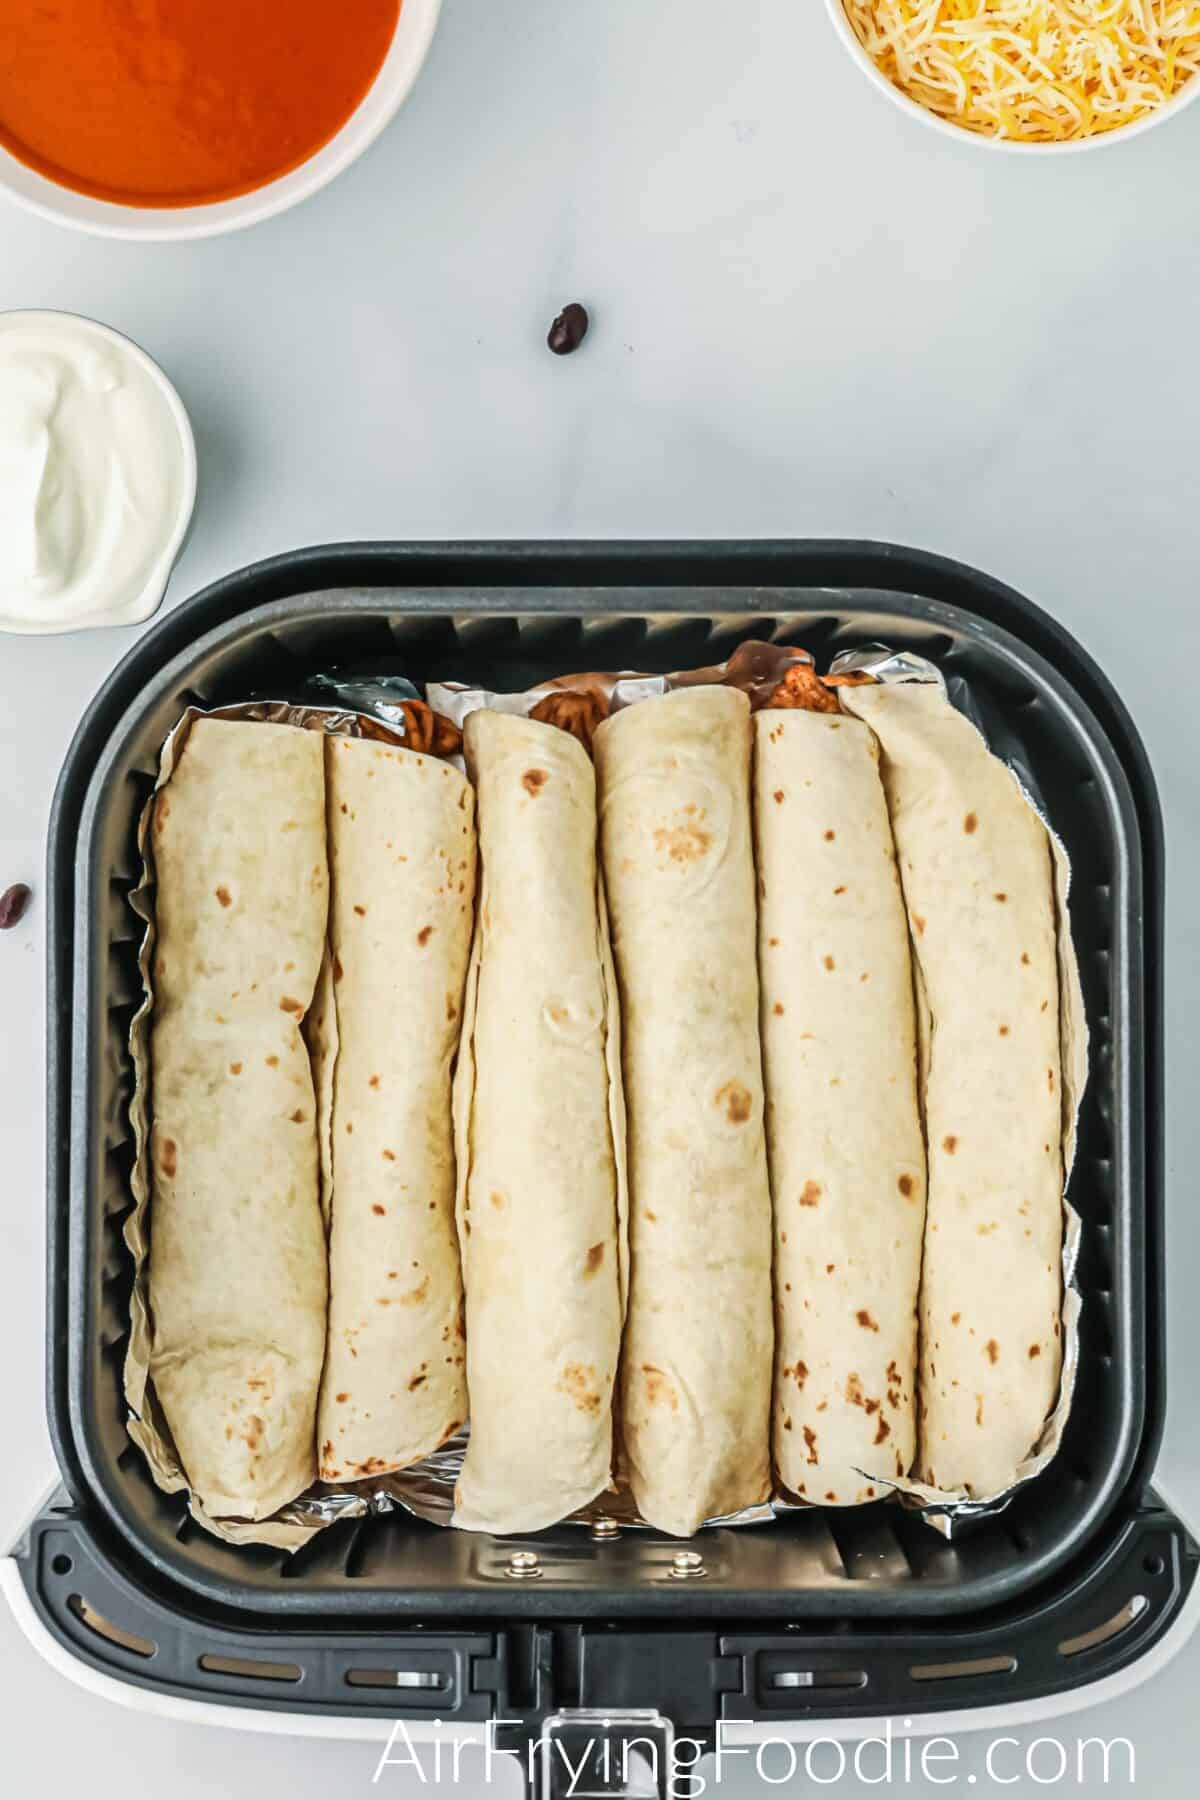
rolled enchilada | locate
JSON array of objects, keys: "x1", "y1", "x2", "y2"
[
  {"x1": 148, "y1": 718, "x2": 329, "y2": 1519},
  {"x1": 840, "y1": 680, "x2": 1064, "y2": 1498},
  {"x1": 316, "y1": 735, "x2": 476, "y2": 1481},
  {"x1": 453, "y1": 711, "x2": 624, "y2": 1533},
  {"x1": 754, "y1": 704, "x2": 926, "y2": 1503},
  {"x1": 595, "y1": 685, "x2": 773, "y2": 1535}
]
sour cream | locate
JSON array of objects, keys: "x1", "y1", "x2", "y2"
[{"x1": 0, "y1": 311, "x2": 195, "y2": 634}]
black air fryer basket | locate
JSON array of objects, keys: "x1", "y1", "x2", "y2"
[{"x1": 15, "y1": 542, "x2": 1194, "y2": 1755}]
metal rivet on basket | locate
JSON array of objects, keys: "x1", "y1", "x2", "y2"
[
  {"x1": 506, "y1": 1550, "x2": 543, "y2": 1580},
  {"x1": 590, "y1": 1519, "x2": 620, "y2": 1542},
  {"x1": 669, "y1": 1550, "x2": 707, "y2": 1580}
]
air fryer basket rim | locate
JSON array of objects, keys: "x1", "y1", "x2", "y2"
[{"x1": 46, "y1": 539, "x2": 1165, "y2": 1632}]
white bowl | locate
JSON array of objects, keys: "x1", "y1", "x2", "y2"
[
  {"x1": 0, "y1": 310, "x2": 196, "y2": 634},
  {"x1": 823, "y1": 0, "x2": 1200, "y2": 154},
  {"x1": 0, "y1": 0, "x2": 442, "y2": 240}
]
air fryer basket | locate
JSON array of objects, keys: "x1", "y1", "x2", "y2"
[{"x1": 20, "y1": 542, "x2": 1193, "y2": 1736}]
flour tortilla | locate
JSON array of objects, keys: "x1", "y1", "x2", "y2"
[
  {"x1": 841, "y1": 682, "x2": 1064, "y2": 1498},
  {"x1": 754, "y1": 709, "x2": 925, "y2": 1504},
  {"x1": 316, "y1": 736, "x2": 476, "y2": 1481},
  {"x1": 595, "y1": 686, "x2": 773, "y2": 1536},
  {"x1": 452, "y1": 712, "x2": 624, "y2": 1533},
  {"x1": 147, "y1": 718, "x2": 329, "y2": 1519}
]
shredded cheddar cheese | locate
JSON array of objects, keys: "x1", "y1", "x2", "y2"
[{"x1": 841, "y1": 1, "x2": 1200, "y2": 142}]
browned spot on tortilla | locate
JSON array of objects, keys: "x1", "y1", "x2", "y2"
[
  {"x1": 788, "y1": 1361, "x2": 809, "y2": 1388},
  {"x1": 215, "y1": 885, "x2": 232, "y2": 908},
  {"x1": 912, "y1": 914, "x2": 926, "y2": 936},
  {"x1": 768, "y1": 936, "x2": 780, "y2": 947},
  {"x1": 335, "y1": 1392, "x2": 349, "y2": 1404},
  {"x1": 1029, "y1": 1343, "x2": 1042, "y2": 1358},
  {"x1": 229, "y1": 1061, "x2": 242, "y2": 1075},
  {"x1": 558, "y1": 1362, "x2": 602, "y2": 1413},
  {"x1": 548, "y1": 1002, "x2": 569, "y2": 1023},
  {"x1": 833, "y1": 884, "x2": 847, "y2": 895},
  {"x1": 772, "y1": 788, "x2": 786, "y2": 805},
  {"x1": 417, "y1": 925, "x2": 433, "y2": 946},
  {"x1": 241, "y1": 1414, "x2": 264, "y2": 1450},
  {"x1": 799, "y1": 1180, "x2": 822, "y2": 1207},
  {"x1": 825, "y1": 1491, "x2": 839, "y2": 1501},
  {"x1": 976, "y1": 1395, "x2": 984, "y2": 1426},
  {"x1": 354, "y1": 904, "x2": 366, "y2": 917},
  {"x1": 290, "y1": 1109, "x2": 305, "y2": 1124},
  {"x1": 943, "y1": 1134, "x2": 958, "y2": 1154},
  {"x1": 874, "y1": 1414, "x2": 891, "y2": 1445},
  {"x1": 773, "y1": 1001, "x2": 785, "y2": 1016},
  {"x1": 490, "y1": 1191, "x2": 505, "y2": 1210},
  {"x1": 399, "y1": 1276, "x2": 430, "y2": 1307},
  {"x1": 332, "y1": 954, "x2": 344, "y2": 982},
  {"x1": 715, "y1": 1078, "x2": 753, "y2": 1124},
  {"x1": 995, "y1": 892, "x2": 1008, "y2": 903},
  {"x1": 408, "y1": 1373, "x2": 428, "y2": 1390},
  {"x1": 887, "y1": 1361, "x2": 901, "y2": 1384},
  {"x1": 802, "y1": 1425, "x2": 819, "y2": 1465},
  {"x1": 888, "y1": 1389, "x2": 901, "y2": 1408},
  {"x1": 641, "y1": 1364, "x2": 678, "y2": 1411},
  {"x1": 653, "y1": 818, "x2": 712, "y2": 864},
  {"x1": 824, "y1": 829, "x2": 835, "y2": 841},
  {"x1": 783, "y1": 1417, "x2": 792, "y2": 1430},
  {"x1": 369, "y1": 1074, "x2": 380, "y2": 1088},
  {"x1": 964, "y1": 812, "x2": 978, "y2": 834},
  {"x1": 823, "y1": 954, "x2": 836, "y2": 971},
  {"x1": 280, "y1": 996, "x2": 303, "y2": 1015},
  {"x1": 446, "y1": 994, "x2": 458, "y2": 1021},
  {"x1": 1021, "y1": 952, "x2": 1031, "y2": 965},
  {"x1": 999, "y1": 1024, "x2": 1010, "y2": 1036},
  {"x1": 951, "y1": 1312, "x2": 961, "y2": 1325},
  {"x1": 826, "y1": 1263, "x2": 835, "y2": 1273},
  {"x1": 846, "y1": 1373, "x2": 865, "y2": 1407},
  {"x1": 985, "y1": 1338, "x2": 1000, "y2": 1364},
  {"x1": 856, "y1": 1309, "x2": 879, "y2": 1331},
  {"x1": 585, "y1": 1242, "x2": 605, "y2": 1275},
  {"x1": 159, "y1": 1138, "x2": 177, "y2": 1178},
  {"x1": 898, "y1": 1173, "x2": 914, "y2": 1197},
  {"x1": 644, "y1": 1209, "x2": 658, "y2": 1222},
  {"x1": 522, "y1": 767, "x2": 549, "y2": 796},
  {"x1": 1048, "y1": 1067, "x2": 1056, "y2": 1091},
  {"x1": 381, "y1": 1148, "x2": 397, "y2": 1163},
  {"x1": 372, "y1": 1203, "x2": 386, "y2": 1216}
]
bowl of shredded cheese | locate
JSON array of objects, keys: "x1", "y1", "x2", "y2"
[{"x1": 827, "y1": 1, "x2": 1200, "y2": 150}]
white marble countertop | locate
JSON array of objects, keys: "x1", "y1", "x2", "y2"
[{"x1": 2, "y1": 2, "x2": 1198, "y2": 1792}]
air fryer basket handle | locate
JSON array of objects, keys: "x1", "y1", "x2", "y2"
[{"x1": 10, "y1": 1492, "x2": 1197, "y2": 1744}]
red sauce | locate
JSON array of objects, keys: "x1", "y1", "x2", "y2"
[{"x1": 0, "y1": 1, "x2": 402, "y2": 209}]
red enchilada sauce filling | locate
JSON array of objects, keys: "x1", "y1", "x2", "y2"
[{"x1": 0, "y1": 1, "x2": 401, "y2": 208}]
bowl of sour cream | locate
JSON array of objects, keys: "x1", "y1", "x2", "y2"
[{"x1": 0, "y1": 311, "x2": 196, "y2": 635}]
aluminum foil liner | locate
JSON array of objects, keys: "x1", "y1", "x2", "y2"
[{"x1": 122, "y1": 647, "x2": 1086, "y2": 1548}]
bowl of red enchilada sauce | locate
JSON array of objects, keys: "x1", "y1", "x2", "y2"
[{"x1": 0, "y1": 0, "x2": 440, "y2": 239}]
